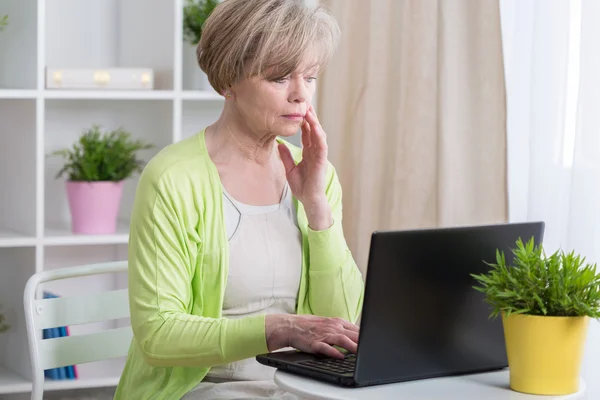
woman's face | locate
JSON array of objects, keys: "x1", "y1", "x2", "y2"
[{"x1": 228, "y1": 60, "x2": 318, "y2": 138}]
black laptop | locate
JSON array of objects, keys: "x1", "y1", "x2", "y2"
[{"x1": 256, "y1": 221, "x2": 545, "y2": 387}]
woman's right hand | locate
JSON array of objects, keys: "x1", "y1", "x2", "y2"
[{"x1": 265, "y1": 314, "x2": 360, "y2": 359}]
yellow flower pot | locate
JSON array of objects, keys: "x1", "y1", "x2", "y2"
[{"x1": 502, "y1": 313, "x2": 589, "y2": 395}]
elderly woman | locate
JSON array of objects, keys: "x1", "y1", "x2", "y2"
[{"x1": 114, "y1": 0, "x2": 364, "y2": 398}]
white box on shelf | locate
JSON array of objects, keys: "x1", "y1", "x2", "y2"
[{"x1": 45, "y1": 68, "x2": 155, "y2": 90}]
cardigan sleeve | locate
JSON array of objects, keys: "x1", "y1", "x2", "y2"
[
  {"x1": 127, "y1": 170, "x2": 269, "y2": 368},
  {"x1": 304, "y1": 165, "x2": 365, "y2": 324}
]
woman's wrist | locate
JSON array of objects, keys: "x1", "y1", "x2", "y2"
[
  {"x1": 303, "y1": 197, "x2": 333, "y2": 231},
  {"x1": 265, "y1": 314, "x2": 293, "y2": 352}
]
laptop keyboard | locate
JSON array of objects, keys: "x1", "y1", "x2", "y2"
[{"x1": 299, "y1": 354, "x2": 356, "y2": 374}]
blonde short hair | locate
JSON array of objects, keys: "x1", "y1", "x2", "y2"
[{"x1": 197, "y1": 0, "x2": 340, "y2": 94}]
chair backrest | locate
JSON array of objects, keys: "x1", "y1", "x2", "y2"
[{"x1": 23, "y1": 261, "x2": 132, "y2": 400}]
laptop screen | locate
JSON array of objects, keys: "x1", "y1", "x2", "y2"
[{"x1": 354, "y1": 222, "x2": 545, "y2": 386}]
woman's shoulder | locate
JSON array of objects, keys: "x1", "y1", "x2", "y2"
[
  {"x1": 145, "y1": 132, "x2": 210, "y2": 176},
  {"x1": 136, "y1": 131, "x2": 216, "y2": 198}
]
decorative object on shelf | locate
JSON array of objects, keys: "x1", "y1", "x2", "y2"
[
  {"x1": 0, "y1": 14, "x2": 8, "y2": 32},
  {"x1": 50, "y1": 125, "x2": 154, "y2": 235},
  {"x1": 45, "y1": 68, "x2": 154, "y2": 90},
  {"x1": 182, "y1": 0, "x2": 219, "y2": 92},
  {"x1": 0, "y1": 304, "x2": 8, "y2": 333},
  {"x1": 471, "y1": 238, "x2": 600, "y2": 396}
]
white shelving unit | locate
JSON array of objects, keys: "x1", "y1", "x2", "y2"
[{"x1": 0, "y1": 0, "x2": 229, "y2": 396}]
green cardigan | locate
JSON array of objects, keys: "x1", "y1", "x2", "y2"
[{"x1": 114, "y1": 130, "x2": 365, "y2": 399}]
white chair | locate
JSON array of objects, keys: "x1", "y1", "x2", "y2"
[{"x1": 23, "y1": 261, "x2": 132, "y2": 400}]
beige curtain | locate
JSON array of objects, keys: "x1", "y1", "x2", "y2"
[{"x1": 317, "y1": 0, "x2": 508, "y2": 273}]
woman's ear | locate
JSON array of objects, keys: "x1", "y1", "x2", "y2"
[{"x1": 224, "y1": 90, "x2": 235, "y2": 100}]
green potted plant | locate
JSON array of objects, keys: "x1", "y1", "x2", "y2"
[
  {"x1": 471, "y1": 237, "x2": 600, "y2": 396},
  {"x1": 50, "y1": 125, "x2": 154, "y2": 234},
  {"x1": 182, "y1": 0, "x2": 219, "y2": 91}
]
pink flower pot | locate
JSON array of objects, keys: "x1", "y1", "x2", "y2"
[{"x1": 66, "y1": 180, "x2": 125, "y2": 234}]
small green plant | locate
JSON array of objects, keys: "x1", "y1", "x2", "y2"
[
  {"x1": 471, "y1": 237, "x2": 600, "y2": 319},
  {"x1": 50, "y1": 125, "x2": 154, "y2": 182},
  {"x1": 0, "y1": 14, "x2": 8, "y2": 31},
  {"x1": 183, "y1": 0, "x2": 219, "y2": 45}
]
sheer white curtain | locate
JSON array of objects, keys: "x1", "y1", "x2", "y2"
[{"x1": 500, "y1": 0, "x2": 600, "y2": 377}]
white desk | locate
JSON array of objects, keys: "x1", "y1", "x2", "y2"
[{"x1": 274, "y1": 369, "x2": 589, "y2": 400}]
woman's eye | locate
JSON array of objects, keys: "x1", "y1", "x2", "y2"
[
  {"x1": 306, "y1": 77, "x2": 317, "y2": 83},
  {"x1": 273, "y1": 77, "x2": 288, "y2": 84}
]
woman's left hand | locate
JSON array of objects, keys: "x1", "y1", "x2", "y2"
[{"x1": 278, "y1": 105, "x2": 333, "y2": 231}]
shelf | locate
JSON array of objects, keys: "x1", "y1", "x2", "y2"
[
  {"x1": 0, "y1": 228, "x2": 36, "y2": 248},
  {"x1": 0, "y1": 90, "x2": 38, "y2": 99},
  {"x1": 0, "y1": 362, "x2": 123, "y2": 394},
  {"x1": 44, "y1": 222, "x2": 129, "y2": 246},
  {"x1": 0, "y1": 1, "x2": 227, "y2": 396},
  {"x1": 44, "y1": 374, "x2": 121, "y2": 392},
  {"x1": 41, "y1": 90, "x2": 224, "y2": 101},
  {"x1": 44, "y1": 90, "x2": 175, "y2": 100},
  {"x1": 0, "y1": 89, "x2": 225, "y2": 101}
]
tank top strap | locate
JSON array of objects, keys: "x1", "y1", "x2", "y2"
[{"x1": 222, "y1": 186, "x2": 243, "y2": 214}]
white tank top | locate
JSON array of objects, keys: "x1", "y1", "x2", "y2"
[{"x1": 203, "y1": 182, "x2": 302, "y2": 382}]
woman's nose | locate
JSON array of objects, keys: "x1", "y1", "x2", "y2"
[{"x1": 288, "y1": 78, "x2": 309, "y2": 104}]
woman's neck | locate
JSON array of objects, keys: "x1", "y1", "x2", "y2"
[
  {"x1": 205, "y1": 109, "x2": 288, "y2": 206},
  {"x1": 207, "y1": 116, "x2": 279, "y2": 168}
]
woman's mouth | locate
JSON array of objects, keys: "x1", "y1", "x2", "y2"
[{"x1": 282, "y1": 114, "x2": 304, "y2": 121}]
